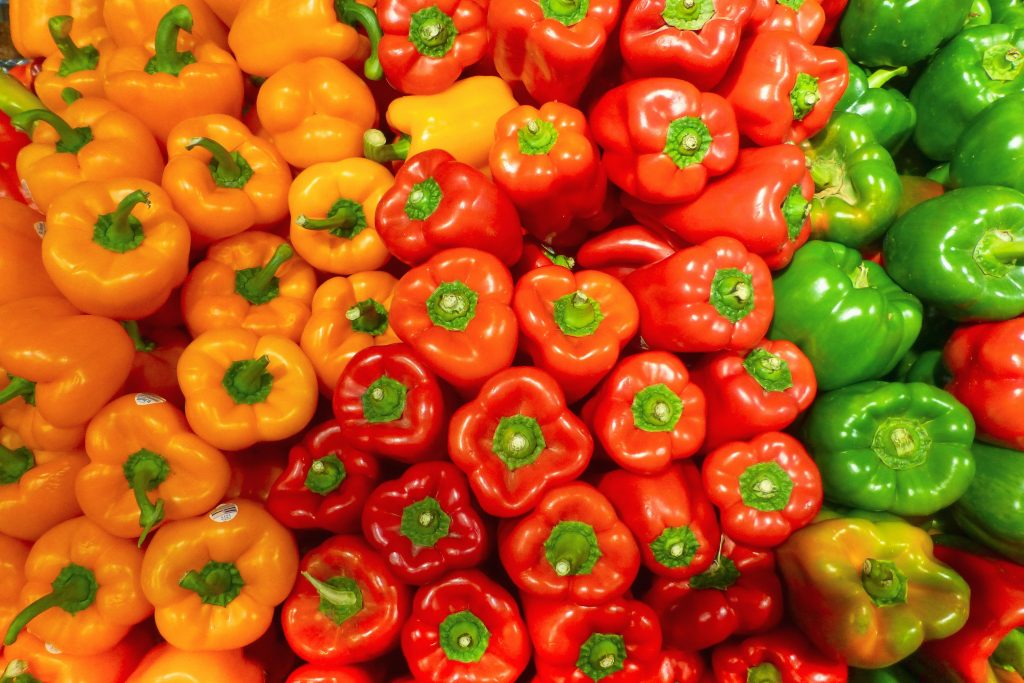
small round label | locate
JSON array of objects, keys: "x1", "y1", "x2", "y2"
[
  {"x1": 208, "y1": 503, "x2": 239, "y2": 523},
  {"x1": 134, "y1": 393, "x2": 167, "y2": 405},
  {"x1": 33, "y1": 221, "x2": 45, "y2": 238}
]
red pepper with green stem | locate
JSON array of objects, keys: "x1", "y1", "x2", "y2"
[
  {"x1": 710, "y1": 627, "x2": 848, "y2": 682},
  {"x1": 120, "y1": 321, "x2": 188, "y2": 409},
  {"x1": 575, "y1": 225, "x2": 677, "y2": 280},
  {"x1": 0, "y1": 113, "x2": 29, "y2": 203},
  {"x1": 513, "y1": 238, "x2": 577, "y2": 279}
]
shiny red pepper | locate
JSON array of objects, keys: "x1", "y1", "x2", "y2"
[
  {"x1": 287, "y1": 664, "x2": 376, "y2": 683},
  {"x1": 513, "y1": 238, "x2": 577, "y2": 279},
  {"x1": 750, "y1": 0, "x2": 826, "y2": 43},
  {"x1": 816, "y1": 0, "x2": 848, "y2": 43},
  {"x1": 655, "y1": 649, "x2": 707, "y2": 683},
  {"x1": 710, "y1": 627, "x2": 848, "y2": 682},
  {"x1": 223, "y1": 440, "x2": 294, "y2": 504},
  {"x1": 575, "y1": 225, "x2": 677, "y2": 280},
  {"x1": 0, "y1": 112, "x2": 30, "y2": 203}
]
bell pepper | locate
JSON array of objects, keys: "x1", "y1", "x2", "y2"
[
  {"x1": 125, "y1": 644, "x2": 265, "y2": 683},
  {"x1": 514, "y1": 266, "x2": 639, "y2": 403},
  {"x1": 182, "y1": 232, "x2": 317, "y2": 342},
  {"x1": 288, "y1": 664, "x2": 377, "y2": 683},
  {"x1": 953, "y1": 443, "x2": 1024, "y2": 563},
  {"x1": 0, "y1": 296, "x2": 134, "y2": 430},
  {"x1": 710, "y1": 627, "x2": 847, "y2": 683},
  {"x1": 0, "y1": 398, "x2": 84, "y2": 457},
  {"x1": 889, "y1": 348, "x2": 950, "y2": 387},
  {"x1": 499, "y1": 482, "x2": 639, "y2": 605},
  {"x1": 513, "y1": 238, "x2": 577, "y2": 278},
  {"x1": 691, "y1": 340, "x2": 817, "y2": 452},
  {"x1": 897, "y1": 175, "x2": 946, "y2": 217},
  {"x1": 909, "y1": 24, "x2": 1024, "y2": 161},
  {"x1": 950, "y1": 92, "x2": 1024, "y2": 194},
  {"x1": 488, "y1": 0, "x2": 620, "y2": 106},
  {"x1": 103, "y1": 6, "x2": 244, "y2": 143},
  {"x1": 282, "y1": 534, "x2": 410, "y2": 664},
  {"x1": 0, "y1": 534, "x2": 28, "y2": 638},
  {"x1": 598, "y1": 463, "x2": 720, "y2": 580},
  {"x1": 41, "y1": 180, "x2": 190, "y2": 320},
  {"x1": 654, "y1": 650, "x2": 707, "y2": 683},
  {"x1": 489, "y1": 102, "x2": 608, "y2": 250},
  {"x1": 0, "y1": 114, "x2": 30, "y2": 204},
  {"x1": 362, "y1": 462, "x2": 488, "y2": 585},
  {"x1": 1, "y1": 627, "x2": 152, "y2": 683},
  {"x1": 448, "y1": 367, "x2": 593, "y2": 518},
  {"x1": 575, "y1": 224, "x2": 677, "y2": 279},
  {"x1": 751, "y1": 0, "x2": 827, "y2": 43},
  {"x1": 228, "y1": 0, "x2": 382, "y2": 78},
  {"x1": 840, "y1": 0, "x2": 972, "y2": 67},
  {"x1": 619, "y1": 0, "x2": 760, "y2": 90},
  {"x1": 645, "y1": 538, "x2": 785, "y2": 651},
  {"x1": 715, "y1": 31, "x2": 847, "y2": 146},
  {"x1": 9, "y1": 0, "x2": 105, "y2": 58},
  {"x1": 835, "y1": 53, "x2": 916, "y2": 152},
  {"x1": 288, "y1": 158, "x2": 393, "y2": 275},
  {"x1": 883, "y1": 186, "x2": 1024, "y2": 321},
  {"x1": 257, "y1": 58, "x2": 378, "y2": 170},
  {"x1": 777, "y1": 517, "x2": 971, "y2": 668},
  {"x1": 769, "y1": 240, "x2": 923, "y2": 390},
  {"x1": 33, "y1": 17, "x2": 113, "y2": 114},
  {"x1": 332, "y1": 343, "x2": 449, "y2": 462},
  {"x1": 626, "y1": 145, "x2": 813, "y2": 270},
  {"x1": 177, "y1": 329, "x2": 318, "y2": 451},
  {"x1": 0, "y1": 200, "x2": 60, "y2": 305},
  {"x1": 389, "y1": 248, "x2": 517, "y2": 393},
  {"x1": 583, "y1": 352, "x2": 706, "y2": 473},
  {"x1": 223, "y1": 441, "x2": 291, "y2": 504},
  {"x1": 4, "y1": 516, "x2": 151, "y2": 654},
  {"x1": 102, "y1": 0, "x2": 230, "y2": 49},
  {"x1": 401, "y1": 570, "x2": 530, "y2": 683},
  {"x1": 624, "y1": 236, "x2": 774, "y2": 353},
  {"x1": 120, "y1": 323, "x2": 188, "y2": 410}
]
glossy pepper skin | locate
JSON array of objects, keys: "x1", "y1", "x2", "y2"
[
  {"x1": 598, "y1": 463, "x2": 720, "y2": 580},
  {"x1": 883, "y1": 187, "x2": 1024, "y2": 321},
  {"x1": 654, "y1": 649, "x2": 707, "y2": 683},
  {"x1": 34, "y1": 17, "x2": 112, "y2": 114},
  {"x1": 121, "y1": 323, "x2": 188, "y2": 410},
  {"x1": 288, "y1": 664, "x2": 375, "y2": 683},
  {"x1": 0, "y1": 427, "x2": 84, "y2": 541},
  {"x1": 751, "y1": 0, "x2": 827, "y2": 43},
  {"x1": 625, "y1": 236, "x2": 774, "y2": 353},
  {"x1": 950, "y1": 92, "x2": 1024, "y2": 194},
  {"x1": 710, "y1": 627, "x2": 848, "y2": 683},
  {"x1": 402, "y1": 570, "x2": 530, "y2": 683},
  {"x1": 777, "y1": 517, "x2": 971, "y2": 668},
  {"x1": 0, "y1": 385, "x2": 84, "y2": 456},
  {"x1": 102, "y1": 0, "x2": 230, "y2": 48},
  {"x1": 448, "y1": 367, "x2": 592, "y2": 518},
  {"x1": 953, "y1": 443, "x2": 1024, "y2": 564},
  {"x1": 835, "y1": 53, "x2": 916, "y2": 152},
  {"x1": 0, "y1": 200, "x2": 60, "y2": 305},
  {"x1": 9, "y1": 0, "x2": 106, "y2": 58},
  {"x1": 499, "y1": 482, "x2": 639, "y2": 605},
  {"x1": 376, "y1": 149, "x2": 524, "y2": 267},
  {"x1": 716, "y1": 31, "x2": 848, "y2": 146},
  {"x1": 125, "y1": 644, "x2": 265, "y2": 683},
  {"x1": 768, "y1": 240, "x2": 922, "y2": 390},
  {"x1": 0, "y1": 121, "x2": 30, "y2": 205},
  {"x1": 0, "y1": 534, "x2": 28, "y2": 637},
  {"x1": 590, "y1": 77, "x2": 739, "y2": 205},
  {"x1": 575, "y1": 224, "x2": 677, "y2": 280},
  {"x1": 840, "y1": 0, "x2": 972, "y2": 67},
  {"x1": 282, "y1": 535, "x2": 409, "y2": 664},
  {"x1": 2, "y1": 628, "x2": 152, "y2": 683}
]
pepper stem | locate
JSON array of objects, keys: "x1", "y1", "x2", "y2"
[
  {"x1": 234, "y1": 244, "x2": 293, "y2": 305},
  {"x1": 544, "y1": 521, "x2": 602, "y2": 577},
  {"x1": 539, "y1": 0, "x2": 590, "y2": 26},
  {"x1": 403, "y1": 177, "x2": 443, "y2": 221},
  {"x1": 185, "y1": 137, "x2": 254, "y2": 189},
  {"x1": 866, "y1": 65, "x2": 908, "y2": 89},
  {"x1": 992, "y1": 628, "x2": 1024, "y2": 674},
  {"x1": 360, "y1": 376, "x2": 407, "y2": 423},
  {"x1": 426, "y1": 281, "x2": 478, "y2": 331},
  {"x1": 439, "y1": 611, "x2": 490, "y2": 663},
  {"x1": 296, "y1": 199, "x2": 366, "y2": 238},
  {"x1": 10, "y1": 109, "x2": 92, "y2": 154},
  {"x1": 491, "y1": 415, "x2": 546, "y2": 470},
  {"x1": 747, "y1": 663, "x2": 783, "y2": 683},
  {"x1": 94, "y1": 190, "x2": 150, "y2": 253},
  {"x1": 222, "y1": 355, "x2": 273, "y2": 405},
  {"x1": 179, "y1": 561, "x2": 245, "y2": 607},
  {"x1": 861, "y1": 558, "x2": 908, "y2": 607},
  {"x1": 553, "y1": 291, "x2": 604, "y2": 337},
  {"x1": 0, "y1": 376, "x2": 35, "y2": 406},
  {"x1": 123, "y1": 449, "x2": 170, "y2": 546},
  {"x1": 400, "y1": 496, "x2": 451, "y2": 547},
  {"x1": 0, "y1": 73, "x2": 45, "y2": 118},
  {"x1": 48, "y1": 16, "x2": 100, "y2": 76},
  {"x1": 409, "y1": 6, "x2": 457, "y2": 58},
  {"x1": 302, "y1": 572, "x2": 363, "y2": 625},
  {"x1": 121, "y1": 321, "x2": 157, "y2": 353},
  {"x1": 0, "y1": 444, "x2": 35, "y2": 485},
  {"x1": 987, "y1": 238, "x2": 1024, "y2": 262},
  {"x1": 576, "y1": 633, "x2": 626, "y2": 682},
  {"x1": 2, "y1": 660, "x2": 40, "y2": 683},
  {"x1": 517, "y1": 119, "x2": 559, "y2": 155},
  {"x1": 145, "y1": 5, "x2": 197, "y2": 76},
  {"x1": 335, "y1": 0, "x2": 384, "y2": 79},
  {"x1": 738, "y1": 461, "x2": 794, "y2": 512},
  {"x1": 3, "y1": 564, "x2": 98, "y2": 646},
  {"x1": 710, "y1": 268, "x2": 755, "y2": 323},
  {"x1": 346, "y1": 298, "x2": 389, "y2": 336},
  {"x1": 304, "y1": 454, "x2": 346, "y2": 494},
  {"x1": 743, "y1": 348, "x2": 793, "y2": 392},
  {"x1": 363, "y1": 130, "x2": 411, "y2": 163}
]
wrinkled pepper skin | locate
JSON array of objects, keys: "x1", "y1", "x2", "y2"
[
  {"x1": 836, "y1": 52, "x2": 916, "y2": 152},
  {"x1": 710, "y1": 627, "x2": 848, "y2": 683},
  {"x1": 126, "y1": 644, "x2": 266, "y2": 683},
  {"x1": 0, "y1": 200, "x2": 60, "y2": 305},
  {"x1": 840, "y1": 0, "x2": 972, "y2": 67},
  {"x1": 950, "y1": 92, "x2": 1024, "y2": 194},
  {"x1": 953, "y1": 442, "x2": 1024, "y2": 564}
]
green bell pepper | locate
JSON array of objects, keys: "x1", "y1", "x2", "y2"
[
  {"x1": 890, "y1": 349, "x2": 951, "y2": 386},
  {"x1": 991, "y1": 0, "x2": 1024, "y2": 24},
  {"x1": 850, "y1": 666, "x2": 919, "y2": 683},
  {"x1": 836, "y1": 54, "x2": 917, "y2": 152},
  {"x1": 769, "y1": 240, "x2": 922, "y2": 391},
  {"x1": 803, "y1": 381, "x2": 976, "y2": 516},
  {"x1": 909, "y1": 24, "x2": 1024, "y2": 161},
  {"x1": 966, "y1": 0, "x2": 995, "y2": 27},
  {"x1": 840, "y1": 0, "x2": 973, "y2": 67},
  {"x1": 953, "y1": 442, "x2": 1024, "y2": 564},
  {"x1": 883, "y1": 186, "x2": 1024, "y2": 321},
  {"x1": 950, "y1": 93, "x2": 1024, "y2": 193}
]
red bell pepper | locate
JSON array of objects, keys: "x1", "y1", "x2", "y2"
[
  {"x1": 513, "y1": 266, "x2": 639, "y2": 403},
  {"x1": 625, "y1": 145, "x2": 814, "y2": 270},
  {"x1": 448, "y1": 367, "x2": 593, "y2": 517},
  {"x1": 624, "y1": 236, "x2": 774, "y2": 353},
  {"x1": 266, "y1": 419, "x2": 382, "y2": 534},
  {"x1": 401, "y1": 570, "x2": 531, "y2": 683},
  {"x1": 690, "y1": 340, "x2": 817, "y2": 452},
  {"x1": 489, "y1": 102, "x2": 608, "y2": 250},
  {"x1": 750, "y1": 0, "x2": 826, "y2": 43},
  {"x1": 224, "y1": 441, "x2": 294, "y2": 503},
  {"x1": 499, "y1": 482, "x2": 639, "y2": 605},
  {"x1": 389, "y1": 248, "x2": 518, "y2": 394},
  {"x1": 590, "y1": 77, "x2": 739, "y2": 205},
  {"x1": 245, "y1": 617, "x2": 301, "y2": 683},
  {"x1": 488, "y1": 0, "x2": 621, "y2": 106},
  {"x1": 710, "y1": 627, "x2": 848, "y2": 682},
  {"x1": 620, "y1": 0, "x2": 760, "y2": 90},
  {"x1": 598, "y1": 463, "x2": 720, "y2": 580},
  {"x1": 655, "y1": 649, "x2": 707, "y2": 683},
  {"x1": 513, "y1": 238, "x2": 576, "y2": 279},
  {"x1": 0, "y1": 112, "x2": 29, "y2": 204},
  {"x1": 702, "y1": 432, "x2": 823, "y2": 548},
  {"x1": 816, "y1": 0, "x2": 848, "y2": 43},
  {"x1": 120, "y1": 321, "x2": 189, "y2": 409},
  {"x1": 362, "y1": 461, "x2": 489, "y2": 585},
  {"x1": 375, "y1": 150, "x2": 524, "y2": 267},
  {"x1": 288, "y1": 664, "x2": 376, "y2": 683},
  {"x1": 378, "y1": 0, "x2": 489, "y2": 95},
  {"x1": 645, "y1": 538, "x2": 785, "y2": 651},
  {"x1": 524, "y1": 595, "x2": 664, "y2": 683},
  {"x1": 575, "y1": 225, "x2": 677, "y2": 280},
  {"x1": 282, "y1": 535, "x2": 410, "y2": 664}
]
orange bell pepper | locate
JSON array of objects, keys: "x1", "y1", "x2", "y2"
[
  {"x1": 177, "y1": 330, "x2": 318, "y2": 451},
  {"x1": 181, "y1": 232, "x2": 317, "y2": 342},
  {"x1": 34, "y1": 16, "x2": 115, "y2": 114},
  {"x1": 0, "y1": 426, "x2": 86, "y2": 541},
  {"x1": 256, "y1": 57, "x2": 378, "y2": 169},
  {"x1": 289, "y1": 158, "x2": 393, "y2": 274},
  {"x1": 163, "y1": 115, "x2": 292, "y2": 245},
  {"x1": 1, "y1": 628, "x2": 153, "y2": 683},
  {"x1": 0, "y1": 534, "x2": 29, "y2": 638},
  {"x1": 13, "y1": 98, "x2": 164, "y2": 214},
  {"x1": 0, "y1": 397, "x2": 84, "y2": 454},
  {"x1": 140, "y1": 498, "x2": 299, "y2": 650},
  {"x1": 103, "y1": 5, "x2": 244, "y2": 143},
  {"x1": 77, "y1": 394, "x2": 231, "y2": 546},
  {"x1": 9, "y1": 0, "x2": 106, "y2": 58},
  {"x1": 3, "y1": 516, "x2": 152, "y2": 655},
  {"x1": 301, "y1": 271, "x2": 400, "y2": 392},
  {"x1": 42, "y1": 179, "x2": 191, "y2": 320},
  {"x1": 121, "y1": 322, "x2": 189, "y2": 409},
  {"x1": 126, "y1": 644, "x2": 266, "y2": 683},
  {"x1": 0, "y1": 296, "x2": 134, "y2": 430},
  {"x1": 102, "y1": 0, "x2": 229, "y2": 48},
  {"x1": 0, "y1": 199, "x2": 61, "y2": 306}
]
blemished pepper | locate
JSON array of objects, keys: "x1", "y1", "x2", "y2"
[
  {"x1": 950, "y1": 92, "x2": 1024, "y2": 194},
  {"x1": 102, "y1": 0, "x2": 230, "y2": 48},
  {"x1": 33, "y1": 16, "x2": 113, "y2": 114},
  {"x1": 125, "y1": 645, "x2": 265, "y2": 683},
  {"x1": 9, "y1": 0, "x2": 106, "y2": 58},
  {"x1": 710, "y1": 627, "x2": 848, "y2": 683},
  {"x1": 953, "y1": 442, "x2": 1024, "y2": 564},
  {"x1": 777, "y1": 517, "x2": 971, "y2": 668},
  {"x1": 835, "y1": 52, "x2": 916, "y2": 152},
  {"x1": 840, "y1": 0, "x2": 972, "y2": 66}
]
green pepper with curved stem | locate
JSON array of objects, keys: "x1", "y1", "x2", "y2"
[
  {"x1": 836, "y1": 53, "x2": 917, "y2": 152},
  {"x1": 840, "y1": 0, "x2": 972, "y2": 67},
  {"x1": 950, "y1": 93, "x2": 1024, "y2": 193},
  {"x1": 953, "y1": 442, "x2": 1024, "y2": 564}
]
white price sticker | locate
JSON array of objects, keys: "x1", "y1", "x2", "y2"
[
  {"x1": 134, "y1": 393, "x2": 167, "y2": 405},
  {"x1": 208, "y1": 503, "x2": 239, "y2": 523}
]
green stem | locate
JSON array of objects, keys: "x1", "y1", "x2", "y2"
[
  {"x1": 400, "y1": 496, "x2": 451, "y2": 547},
  {"x1": 185, "y1": 137, "x2": 253, "y2": 189},
  {"x1": 304, "y1": 454, "x2": 346, "y2": 495},
  {"x1": 426, "y1": 281, "x2": 478, "y2": 331},
  {"x1": 517, "y1": 119, "x2": 559, "y2": 155},
  {"x1": 747, "y1": 663, "x2": 783, "y2": 683},
  {"x1": 710, "y1": 268, "x2": 755, "y2": 323},
  {"x1": 576, "y1": 633, "x2": 626, "y2": 682},
  {"x1": 363, "y1": 130, "x2": 410, "y2": 163},
  {"x1": 403, "y1": 177, "x2": 443, "y2": 221},
  {"x1": 335, "y1": 0, "x2": 384, "y2": 80},
  {"x1": 123, "y1": 449, "x2": 170, "y2": 546},
  {"x1": 439, "y1": 611, "x2": 490, "y2": 663},
  {"x1": 48, "y1": 16, "x2": 100, "y2": 76},
  {"x1": 360, "y1": 376, "x2": 407, "y2": 423},
  {"x1": 93, "y1": 190, "x2": 150, "y2": 253},
  {"x1": 867, "y1": 65, "x2": 908, "y2": 89},
  {"x1": 10, "y1": 109, "x2": 93, "y2": 154},
  {"x1": 544, "y1": 521, "x2": 601, "y2": 577},
  {"x1": 491, "y1": 415, "x2": 546, "y2": 470},
  {"x1": 179, "y1": 561, "x2": 244, "y2": 607},
  {"x1": 61, "y1": 87, "x2": 82, "y2": 105},
  {"x1": 296, "y1": 199, "x2": 366, "y2": 239},
  {"x1": 302, "y1": 572, "x2": 363, "y2": 625},
  {"x1": 539, "y1": 0, "x2": 590, "y2": 26},
  {"x1": 553, "y1": 291, "x2": 604, "y2": 336},
  {"x1": 790, "y1": 73, "x2": 820, "y2": 121},
  {"x1": 0, "y1": 444, "x2": 35, "y2": 485},
  {"x1": 992, "y1": 628, "x2": 1024, "y2": 673},
  {"x1": 0, "y1": 376, "x2": 35, "y2": 407},
  {"x1": 121, "y1": 321, "x2": 156, "y2": 353},
  {"x1": 145, "y1": 5, "x2": 197, "y2": 76},
  {"x1": 2, "y1": 660, "x2": 41, "y2": 683},
  {"x1": 743, "y1": 348, "x2": 793, "y2": 392},
  {"x1": 222, "y1": 355, "x2": 273, "y2": 405},
  {"x1": 861, "y1": 558, "x2": 908, "y2": 607},
  {"x1": 649, "y1": 525, "x2": 699, "y2": 569},
  {"x1": 689, "y1": 556, "x2": 741, "y2": 591},
  {"x1": 987, "y1": 238, "x2": 1024, "y2": 262},
  {"x1": 738, "y1": 461, "x2": 794, "y2": 512},
  {"x1": 631, "y1": 384, "x2": 683, "y2": 432},
  {"x1": 0, "y1": 73, "x2": 46, "y2": 118},
  {"x1": 4, "y1": 564, "x2": 98, "y2": 646},
  {"x1": 346, "y1": 298, "x2": 388, "y2": 336},
  {"x1": 234, "y1": 243, "x2": 293, "y2": 305},
  {"x1": 409, "y1": 6, "x2": 457, "y2": 58}
]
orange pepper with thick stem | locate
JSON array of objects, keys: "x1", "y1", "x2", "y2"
[
  {"x1": 140, "y1": 498, "x2": 299, "y2": 651},
  {"x1": 256, "y1": 57, "x2": 378, "y2": 169},
  {"x1": 0, "y1": 534, "x2": 29, "y2": 637},
  {"x1": 163, "y1": 115, "x2": 292, "y2": 245},
  {"x1": 126, "y1": 644, "x2": 266, "y2": 682},
  {"x1": 289, "y1": 158, "x2": 393, "y2": 274},
  {"x1": 177, "y1": 330, "x2": 318, "y2": 451},
  {"x1": 103, "y1": 0, "x2": 229, "y2": 49},
  {"x1": 0, "y1": 199, "x2": 61, "y2": 306},
  {"x1": 9, "y1": 0, "x2": 106, "y2": 58},
  {"x1": 301, "y1": 271, "x2": 400, "y2": 392},
  {"x1": 3, "y1": 516, "x2": 152, "y2": 655},
  {"x1": 13, "y1": 98, "x2": 164, "y2": 214},
  {"x1": 34, "y1": 16, "x2": 115, "y2": 114},
  {"x1": 77, "y1": 395, "x2": 231, "y2": 546},
  {"x1": 0, "y1": 426, "x2": 85, "y2": 541},
  {"x1": 121, "y1": 322, "x2": 189, "y2": 409},
  {"x1": 103, "y1": 5, "x2": 244, "y2": 143},
  {"x1": 181, "y1": 233, "x2": 317, "y2": 342},
  {"x1": 43, "y1": 179, "x2": 191, "y2": 320},
  {"x1": 1, "y1": 628, "x2": 153, "y2": 683}
]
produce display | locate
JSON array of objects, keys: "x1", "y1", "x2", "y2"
[{"x1": 1, "y1": 0, "x2": 1024, "y2": 680}]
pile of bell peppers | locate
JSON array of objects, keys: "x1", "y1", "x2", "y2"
[{"x1": 0, "y1": 0, "x2": 1023, "y2": 680}]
